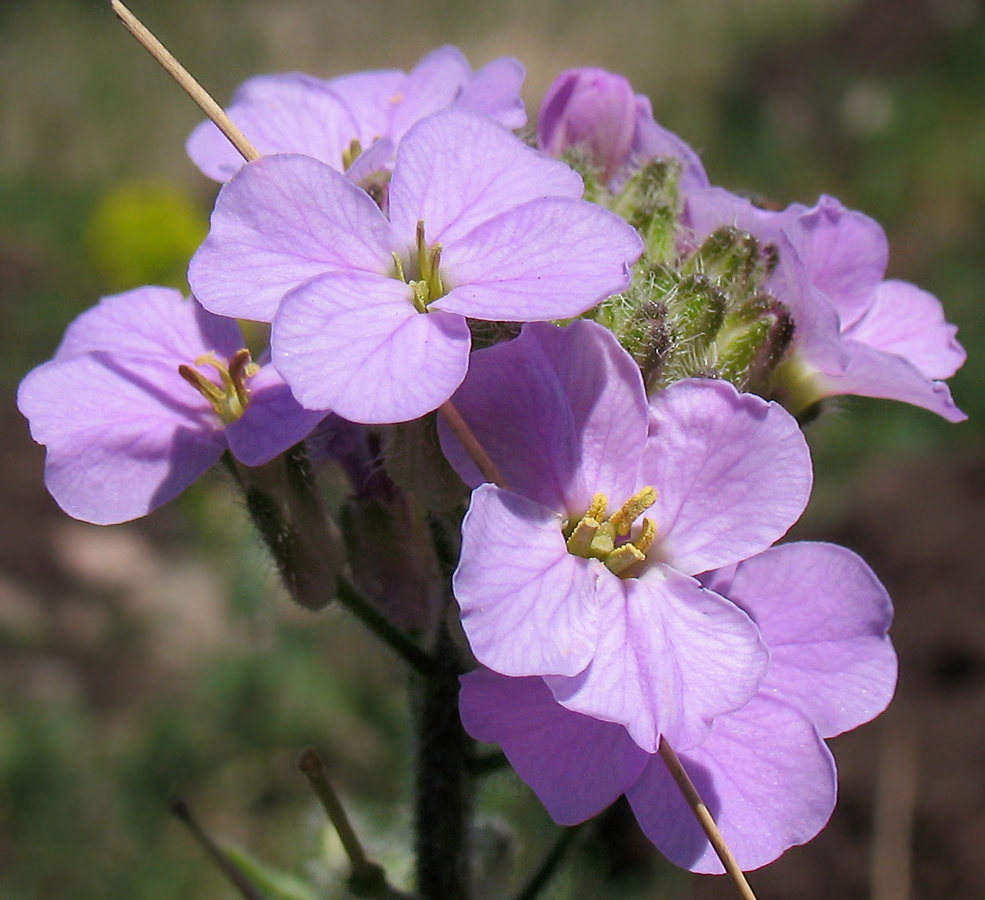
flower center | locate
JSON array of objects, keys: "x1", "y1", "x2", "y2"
[
  {"x1": 178, "y1": 348, "x2": 260, "y2": 425},
  {"x1": 563, "y1": 487, "x2": 657, "y2": 577},
  {"x1": 392, "y1": 220, "x2": 444, "y2": 313}
]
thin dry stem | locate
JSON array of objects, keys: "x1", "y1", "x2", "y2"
[
  {"x1": 871, "y1": 718, "x2": 918, "y2": 900},
  {"x1": 111, "y1": 0, "x2": 259, "y2": 163},
  {"x1": 657, "y1": 738, "x2": 759, "y2": 900},
  {"x1": 297, "y1": 747, "x2": 373, "y2": 873},
  {"x1": 438, "y1": 400, "x2": 508, "y2": 489}
]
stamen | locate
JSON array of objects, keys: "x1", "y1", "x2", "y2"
[
  {"x1": 586, "y1": 493, "x2": 608, "y2": 521},
  {"x1": 411, "y1": 281, "x2": 430, "y2": 314},
  {"x1": 342, "y1": 138, "x2": 364, "y2": 171},
  {"x1": 566, "y1": 517, "x2": 601, "y2": 556},
  {"x1": 633, "y1": 518, "x2": 657, "y2": 554},
  {"x1": 604, "y1": 542, "x2": 645, "y2": 575},
  {"x1": 392, "y1": 253, "x2": 407, "y2": 283},
  {"x1": 178, "y1": 349, "x2": 258, "y2": 424},
  {"x1": 608, "y1": 486, "x2": 657, "y2": 536}
]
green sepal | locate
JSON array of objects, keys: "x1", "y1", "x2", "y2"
[{"x1": 611, "y1": 158, "x2": 681, "y2": 264}]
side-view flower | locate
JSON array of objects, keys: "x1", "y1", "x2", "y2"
[{"x1": 17, "y1": 286, "x2": 324, "y2": 524}]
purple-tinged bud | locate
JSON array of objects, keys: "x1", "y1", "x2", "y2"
[{"x1": 538, "y1": 68, "x2": 638, "y2": 181}]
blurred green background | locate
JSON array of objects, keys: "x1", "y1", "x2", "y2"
[{"x1": 1, "y1": 0, "x2": 983, "y2": 898}]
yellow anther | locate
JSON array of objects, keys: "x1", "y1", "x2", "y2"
[
  {"x1": 608, "y1": 486, "x2": 657, "y2": 536},
  {"x1": 566, "y1": 517, "x2": 600, "y2": 556},
  {"x1": 604, "y1": 542, "x2": 646, "y2": 576},
  {"x1": 342, "y1": 138, "x2": 363, "y2": 170},
  {"x1": 586, "y1": 493, "x2": 608, "y2": 521},
  {"x1": 633, "y1": 518, "x2": 657, "y2": 555}
]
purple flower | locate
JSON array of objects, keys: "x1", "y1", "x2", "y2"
[
  {"x1": 684, "y1": 187, "x2": 966, "y2": 421},
  {"x1": 189, "y1": 108, "x2": 643, "y2": 425},
  {"x1": 440, "y1": 319, "x2": 813, "y2": 752},
  {"x1": 17, "y1": 286, "x2": 324, "y2": 525},
  {"x1": 538, "y1": 67, "x2": 709, "y2": 190},
  {"x1": 461, "y1": 540, "x2": 897, "y2": 873},
  {"x1": 187, "y1": 46, "x2": 526, "y2": 182}
]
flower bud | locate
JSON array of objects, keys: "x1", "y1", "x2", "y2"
[{"x1": 538, "y1": 68, "x2": 638, "y2": 181}]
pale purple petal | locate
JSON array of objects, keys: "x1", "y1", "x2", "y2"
[
  {"x1": 456, "y1": 57, "x2": 526, "y2": 129},
  {"x1": 436, "y1": 197, "x2": 641, "y2": 320},
  {"x1": 387, "y1": 46, "x2": 472, "y2": 141},
  {"x1": 453, "y1": 485, "x2": 601, "y2": 678},
  {"x1": 460, "y1": 669, "x2": 647, "y2": 824},
  {"x1": 186, "y1": 74, "x2": 360, "y2": 181},
  {"x1": 725, "y1": 542, "x2": 897, "y2": 738},
  {"x1": 272, "y1": 269, "x2": 470, "y2": 424},
  {"x1": 322, "y1": 68, "x2": 404, "y2": 146},
  {"x1": 811, "y1": 338, "x2": 966, "y2": 422},
  {"x1": 783, "y1": 195, "x2": 889, "y2": 330},
  {"x1": 438, "y1": 321, "x2": 647, "y2": 513},
  {"x1": 845, "y1": 280, "x2": 966, "y2": 380},
  {"x1": 547, "y1": 567, "x2": 768, "y2": 753},
  {"x1": 388, "y1": 108, "x2": 584, "y2": 250},
  {"x1": 17, "y1": 353, "x2": 224, "y2": 525},
  {"x1": 538, "y1": 69, "x2": 638, "y2": 181},
  {"x1": 225, "y1": 365, "x2": 327, "y2": 466},
  {"x1": 644, "y1": 379, "x2": 812, "y2": 575},
  {"x1": 627, "y1": 696, "x2": 836, "y2": 873},
  {"x1": 189, "y1": 154, "x2": 392, "y2": 322},
  {"x1": 630, "y1": 95, "x2": 709, "y2": 191},
  {"x1": 55, "y1": 287, "x2": 242, "y2": 363}
]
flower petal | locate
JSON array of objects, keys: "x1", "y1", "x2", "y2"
[
  {"x1": 845, "y1": 279, "x2": 966, "y2": 380},
  {"x1": 186, "y1": 73, "x2": 360, "y2": 181},
  {"x1": 18, "y1": 353, "x2": 224, "y2": 525},
  {"x1": 388, "y1": 108, "x2": 584, "y2": 250},
  {"x1": 627, "y1": 695, "x2": 836, "y2": 873},
  {"x1": 783, "y1": 195, "x2": 889, "y2": 330},
  {"x1": 55, "y1": 288, "x2": 242, "y2": 363},
  {"x1": 453, "y1": 484, "x2": 601, "y2": 678},
  {"x1": 225, "y1": 365, "x2": 327, "y2": 466},
  {"x1": 438, "y1": 321, "x2": 647, "y2": 513},
  {"x1": 456, "y1": 56, "x2": 527, "y2": 129},
  {"x1": 386, "y1": 45, "x2": 473, "y2": 141},
  {"x1": 725, "y1": 542, "x2": 897, "y2": 738},
  {"x1": 436, "y1": 197, "x2": 641, "y2": 321},
  {"x1": 460, "y1": 669, "x2": 647, "y2": 824},
  {"x1": 272, "y1": 269, "x2": 471, "y2": 424},
  {"x1": 811, "y1": 338, "x2": 966, "y2": 422},
  {"x1": 189, "y1": 154, "x2": 392, "y2": 322},
  {"x1": 547, "y1": 566, "x2": 768, "y2": 753},
  {"x1": 644, "y1": 379, "x2": 812, "y2": 575}
]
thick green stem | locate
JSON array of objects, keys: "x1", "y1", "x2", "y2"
[{"x1": 414, "y1": 625, "x2": 473, "y2": 900}]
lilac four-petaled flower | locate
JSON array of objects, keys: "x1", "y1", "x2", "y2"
[
  {"x1": 684, "y1": 188, "x2": 967, "y2": 421},
  {"x1": 461, "y1": 540, "x2": 896, "y2": 873},
  {"x1": 440, "y1": 319, "x2": 813, "y2": 753},
  {"x1": 187, "y1": 45, "x2": 527, "y2": 182},
  {"x1": 17, "y1": 286, "x2": 324, "y2": 525},
  {"x1": 189, "y1": 108, "x2": 643, "y2": 425}
]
